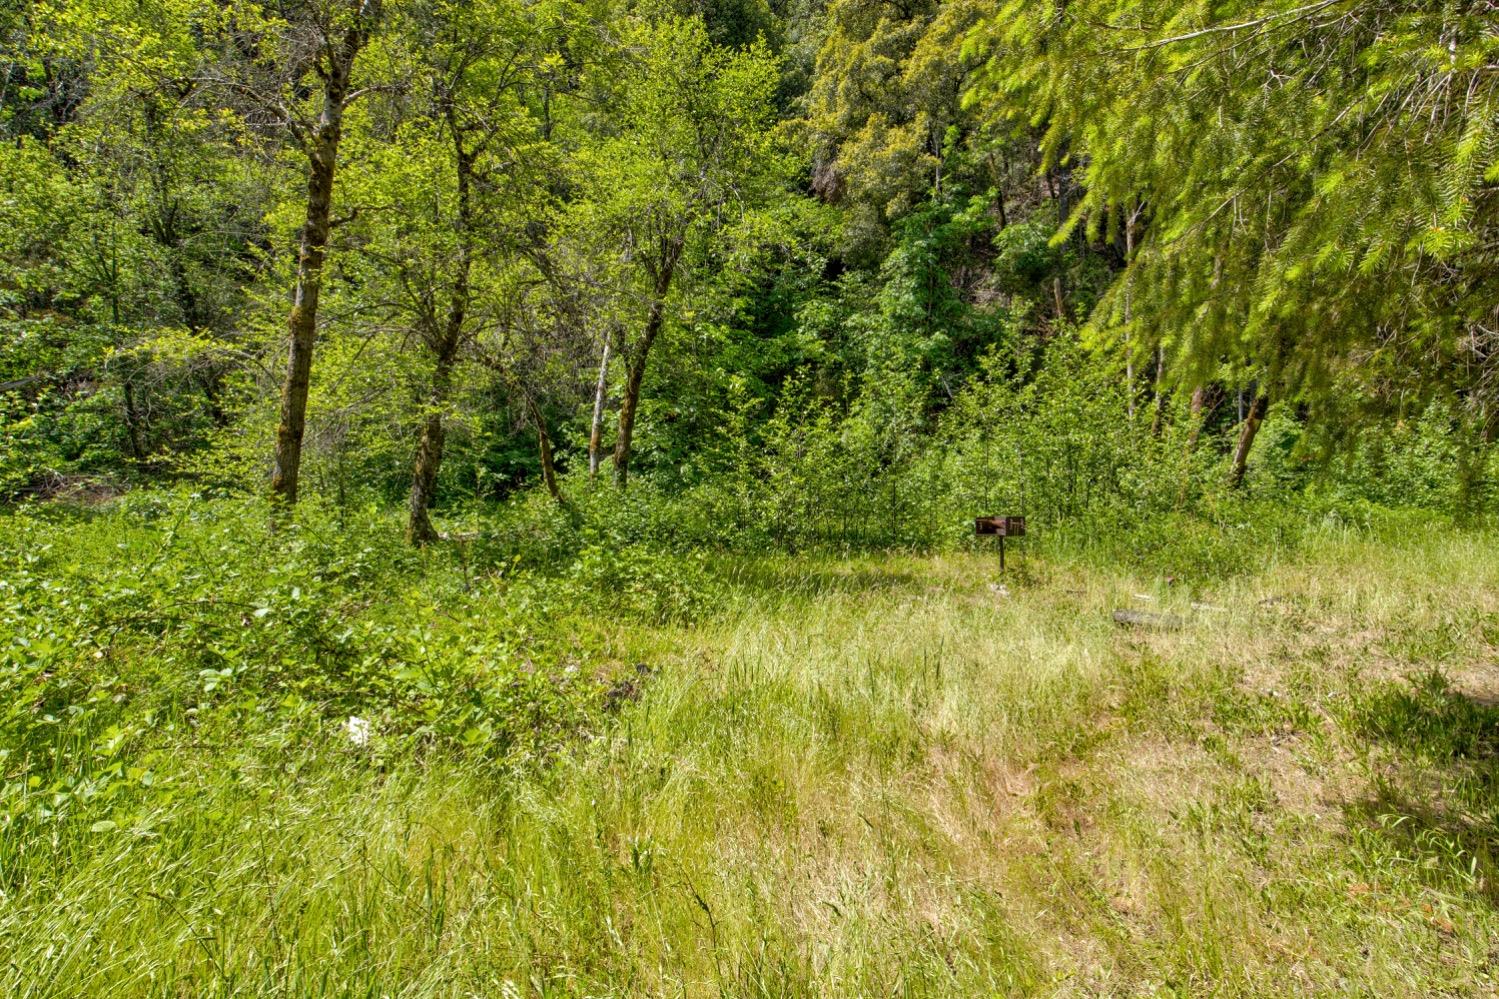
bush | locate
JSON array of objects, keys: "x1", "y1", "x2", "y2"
[{"x1": 0, "y1": 493, "x2": 648, "y2": 841}]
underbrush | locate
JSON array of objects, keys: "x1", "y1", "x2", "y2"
[
  {"x1": 0, "y1": 484, "x2": 1458, "y2": 843},
  {"x1": 464, "y1": 470, "x2": 1453, "y2": 594},
  {"x1": 3, "y1": 490, "x2": 1498, "y2": 996},
  {"x1": 0, "y1": 492, "x2": 704, "y2": 854}
]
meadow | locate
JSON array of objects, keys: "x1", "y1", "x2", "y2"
[
  {"x1": 3, "y1": 497, "x2": 1496, "y2": 997},
  {"x1": 7, "y1": 0, "x2": 1499, "y2": 993}
]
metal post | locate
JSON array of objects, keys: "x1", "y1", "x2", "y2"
[{"x1": 999, "y1": 535, "x2": 1006, "y2": 573}]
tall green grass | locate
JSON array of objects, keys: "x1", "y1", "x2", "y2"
[{"x1": 3, "y1": 499, "x2": 1498, "y2": 995}]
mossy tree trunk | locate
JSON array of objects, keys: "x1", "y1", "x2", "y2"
[{"x1": 270, "y1": 10, "x2": 373, "y2": 508}]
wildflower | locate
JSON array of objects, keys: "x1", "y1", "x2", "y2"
[{"x1": 345, "y1": 715, "x2": 372, "y2": 747}]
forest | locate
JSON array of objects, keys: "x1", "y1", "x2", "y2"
[{"x1": 2, "y1": 0, "x2": 1499, "y2": 994}]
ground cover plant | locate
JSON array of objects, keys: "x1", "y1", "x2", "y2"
[
  {"x1": 3, "y1": 495, "x2": 1498, "y2": 996},
  {"x1": 4, "y1": 0, "x2": 1499, "y2": 994}
]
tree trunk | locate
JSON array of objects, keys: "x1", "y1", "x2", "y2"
[
  {"x1": 588, "y1": 338, "x2": 610, "y2": 480},
  {"x1": 197, "y1": 369, "x2": 230, "y2": 428},
  {"x1": 1455, "y1": 409, "x2": 1491, "y2": 525},
  {"x1": 1124, "y1": 213, "x2": 1135, "y2": 420},
  {"x1": 614, "y1": 240, "x2": 681, "y2": 488},
  {"x1": 538, "y1": 421, "x2": 561, "y2": 503},
  {"x1": 406, "y1": 131, "x2": 473, "y2": 545},
  {"x1": 406, "y1": 358, "x2": 452, "y2": 546},
  {"x1": 1149, "y1": 347, "x2": 1166, "y2": 436},
  {"x1": 269, "y1": 14, "x2": 371, "y2": 508},
  {"x1": 1186, "y1": 385, "x2": 1209, "y2": 448},
  {"x1": 1228, "y1": 393, "x2": 1269, "y2": 488},
  {"x1": 613, "y1": 325, "x2": 653, "y2": 489},
  {"x1": 526, "y1": 394, "x2": 563, "y2": 504},
  {"x1": 122, "y1": 379, "x2": 146, "y2": 465}
]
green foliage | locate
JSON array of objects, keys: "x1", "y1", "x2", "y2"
[
  {"x1": 804, "y1": 0, "x2": 1000, "y2": 256},
  {"x1": 991, "y1": 218, "x2": 1061, "y2": 296},
  {"x1": 966, "y1": 0, "x2": 1499, "y2": 436},
  {"x1": 0, "y1": 492, "x2": 687, "y2": 838},
  {"x1": 5, "y1": 0, "x2": 1492, "y2": 522},
  {"x1": 5, "y1": 1, "x2": 1499, "y2": 990}
]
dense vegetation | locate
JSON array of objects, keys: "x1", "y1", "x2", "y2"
[
  {"x1": 6, "y1": 500, "x2": 1499, "y2": 994},
  {"x1": 3, "y1": 0, "x2": 1498, "y2": 994},
  {"x1": 4, "y1": 0, "x2": 1494, "y2": 520}
]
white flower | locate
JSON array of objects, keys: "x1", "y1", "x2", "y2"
[{"x1": 345, "y1": 715, "x2": 372, "y2": 747}]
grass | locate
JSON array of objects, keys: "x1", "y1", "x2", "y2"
[{"x1": 3, "y1": 505, "x2": 1499, "y2": 996}]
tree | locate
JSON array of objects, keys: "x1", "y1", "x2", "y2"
[
  {"x1": 347, "y1": 0, "x2": 578, "y2": 542},
  {"x1": 966, "y1": 0, "x2": 1499, "y2": 489},
  {"x1": 584, "y1": 16, "x2": 789, "y2": 487},
  {"x1": 0, "y1": 0, "x2": 264, "y2": 491},
  {"x1": 227, "y1": 0, "x2": 383, "y2": 507},
  {"x1": 804, "y1": 0, "x2": 999, "y2": 258}
]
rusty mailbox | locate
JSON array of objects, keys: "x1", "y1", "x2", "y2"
[{"x1": 975, "y1": 515, "x2": 1025, "y2": 571}]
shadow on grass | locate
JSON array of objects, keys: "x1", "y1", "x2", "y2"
[
  {"x1": 1344, "y1": 786, "x2": 1499, "y2": 907},
  {"x1": 1343, "y1": 670, "x2": 1499, "y2": 905},
  {"x1": 1351, "y1": 670, "x2": 1499, "y2": 760},
  {"x1": 721, "y1": 558, "x2": 926, "y2": 601},
  {"x1": 5, "y1": 495, "x2": 112, "y2": 526}
]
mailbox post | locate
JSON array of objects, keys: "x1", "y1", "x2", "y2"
[{"x1": 975, "y1": 515, "x2": 1026, "y2": 572}]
